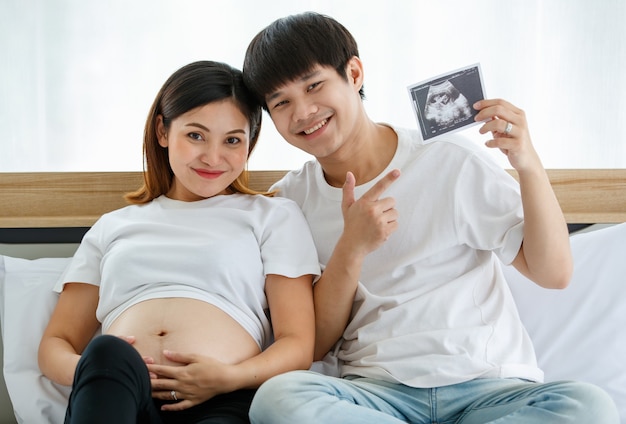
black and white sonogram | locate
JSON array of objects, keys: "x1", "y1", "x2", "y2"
[
  {"x1": 424, "y1": 80, "x2": 471, "y2": 126},
  {"x1": 408, "y1": 64, "x2": 486, "y2": 142}
]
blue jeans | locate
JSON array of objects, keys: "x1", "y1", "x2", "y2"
[{"x1": 249, "y1": 370, "x2": 618, "y2": 423}]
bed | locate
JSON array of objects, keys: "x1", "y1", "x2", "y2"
[{"x1": 1, "y1": 169, "x2": 625, "y2": 423}]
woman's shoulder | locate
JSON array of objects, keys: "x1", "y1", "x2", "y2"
[
  {"x1": 90, "y1": 202, "x2": 155, "y2": 229},
  {"x1": 215, "y1": 195, "x2": 306, "y2": 232},
  {"x1": 102, "y1": 201, "x2": 151, "y2": 217},
  {"x1": 229, "y1": 193, "x2": 300, "y2": 211}
]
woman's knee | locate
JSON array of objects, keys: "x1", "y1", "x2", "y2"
[
  {"x1": 81, "y1": 335, "x2": 135, "y2": 364},
  {"x1": 75, "y1": 335, "x2": 146, "y2": 383}
]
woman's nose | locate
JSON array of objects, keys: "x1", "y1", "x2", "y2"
[{"x1": 201, "y1": 144, "x2": 222, "y2": 165}]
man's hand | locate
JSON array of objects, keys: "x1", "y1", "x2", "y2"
[
  {"x1": 473, "y1": 98, "x2": 541, "y2": 172},
  {"x1": 341, "y1": 169, "x2": 401, "y2": 257}
]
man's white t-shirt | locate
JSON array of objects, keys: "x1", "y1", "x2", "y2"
[{"x1": 272, "y1": 125, "x2": 543, "y2": 387}]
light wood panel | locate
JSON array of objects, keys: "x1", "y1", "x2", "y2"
[
  {"x1": 0, "y1": 170, "x2": 624, "y2": 228},
  {"x1": 521, "y1": 169, "x2": 626, "y2": 224}
]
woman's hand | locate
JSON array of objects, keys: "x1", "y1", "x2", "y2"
[
  {"x1": 147, "y1": 351, "x2": 234, "y2": 411},
  {"x1": 146, "y1": 273, "x2": 315, "y2": 412}
]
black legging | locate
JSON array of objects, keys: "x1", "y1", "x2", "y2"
[{"x1": 65, "y1": 335, "x2": 255, "y2": 424}]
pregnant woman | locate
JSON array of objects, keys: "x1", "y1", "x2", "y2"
[{"x1": 38, "y1": 60, "x2": 320, "y2": 424}]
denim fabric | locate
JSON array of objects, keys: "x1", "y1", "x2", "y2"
[{"x1": 249, "y1": 370, "x2": 618, "y2": 424}]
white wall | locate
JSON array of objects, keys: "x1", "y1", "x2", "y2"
[{"x1": 1, "y1": 0, "x2": 625, "y2": 172}]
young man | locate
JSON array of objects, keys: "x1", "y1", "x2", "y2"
[{"x1": 242, "y1": 11, "x2": 619, "y2": 424}]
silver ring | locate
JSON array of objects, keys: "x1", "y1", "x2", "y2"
[
  {"x1": 170, "y1": 390, "x2": 178, "y2": 401},
  {"x1": 504, "y1": 121, "x2": 513, "y2": 135}
]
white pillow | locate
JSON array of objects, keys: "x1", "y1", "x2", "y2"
[
  {"x1": 0, "y1": 256, "x2": 72, "y2": 424},
  {"x1": 504, "y1": 223, "x2": 626, "y2": 422}
]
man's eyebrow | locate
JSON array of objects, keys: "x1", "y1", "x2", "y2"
[
  {"x1": 299, "y1": 69, "x2": 321, "y2": 82},
  {"x1": 267, "y1": 69, "x2": 322, "y2": 102}
]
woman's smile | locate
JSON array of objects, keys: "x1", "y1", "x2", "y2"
[{"x1": 194, "y1": 168, "x2": 225, "y2": 179}]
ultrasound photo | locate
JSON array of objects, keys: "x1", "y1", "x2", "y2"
[{"x1": 408, "y1": 64, "x2": 486, "y2": 142}]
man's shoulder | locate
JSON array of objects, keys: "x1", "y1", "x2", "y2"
[{"x1": 272, "y1": 161, "x2": 318, "y2": 191}]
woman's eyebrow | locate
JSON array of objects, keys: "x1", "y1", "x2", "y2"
[
  {"x1": 185, "y1": 122, "x2": 211, "y2": 132},
  {"x1": 185, "y1": 123, "x2": 246, "y2": 135}
]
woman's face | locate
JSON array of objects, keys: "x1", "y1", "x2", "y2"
[{"x1": 157, "y1": 99, "x2": 250, "y2": 201}]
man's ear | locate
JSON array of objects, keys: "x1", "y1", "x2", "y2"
[
  {"x1": 156, "y1": 115, "x2": 168, "y2": 147},
  {"x1": 346, "y1": 56, "x2": 364, "y2": 92}
]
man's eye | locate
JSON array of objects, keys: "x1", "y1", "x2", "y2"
[
  {"x1": 273, "y1": 100, "x2": 288, "y2": 109},
  {"x1": 307, "y1": 82, "x2": 321, "y2": 92}
]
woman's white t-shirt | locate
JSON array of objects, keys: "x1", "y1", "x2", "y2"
[{"x1": 56, "y1": 194, "x2": 320, "y2": 350}]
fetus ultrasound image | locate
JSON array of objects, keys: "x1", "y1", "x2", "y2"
[
  {"x1": 424, "y1": 80, "x2": 472, "y2": 127},
  {"x1": 409, "y1": 64, "x2": 485, "y2": 142}
]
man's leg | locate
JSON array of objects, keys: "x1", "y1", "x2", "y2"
[
  {"x1": 249, "y1": 370, "x2": 431, "y2": 424},
  {"x1": 450, "y1": 379, "x2": 619, "y2": 424}
]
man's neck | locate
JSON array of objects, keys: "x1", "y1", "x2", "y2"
[{"x1": 320, "y1": 122, "x2": 397, "y2": 188}]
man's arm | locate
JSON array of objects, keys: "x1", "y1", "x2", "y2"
[
  {"x1": 474, "y1": 99, "x2": 573, "y2": 289},
  {"x1": 313, "y1": 170, "x2": 400, "y2": 360},
  {"x1": 512, "y1": 167, "x2": 573, "y2": 288}
]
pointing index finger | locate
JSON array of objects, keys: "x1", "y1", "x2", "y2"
[{"x1": 362, "y1": 169, "x2": 401, "y2": 201}]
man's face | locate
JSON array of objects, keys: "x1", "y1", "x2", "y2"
[{"x1": 264, "y1": 60, "x2": 363, "y2": 160}]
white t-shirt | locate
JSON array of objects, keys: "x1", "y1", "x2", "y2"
[
  {"x1": 272, "y1": 125, "x2": 543, "y2": 387},
  {"x1": 56, "y1": 194, "x2": 320, "y2": 350}
]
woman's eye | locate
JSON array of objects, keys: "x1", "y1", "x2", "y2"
[
  {"x1": 226, "y1": 137, "x2": 241, "y2": 145},
  {"x1": 188, "y1": 132, "x2": 203, "y2": 141}
]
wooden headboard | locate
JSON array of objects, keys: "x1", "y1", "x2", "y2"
[{"x1": 1, "y1": 170, "x2": 625, "y2": 233}]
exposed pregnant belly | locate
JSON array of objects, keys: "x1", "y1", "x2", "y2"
[{"x1": 105, "y1": 298, "x2": 261, "y2": 366}]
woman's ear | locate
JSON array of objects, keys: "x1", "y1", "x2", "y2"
[
  {"x1": 156, "y1": 115, "x2": 168, "y2": 147},
  {"x1": 346, "y1": 56, "x2": 364, "y2": 92}
]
